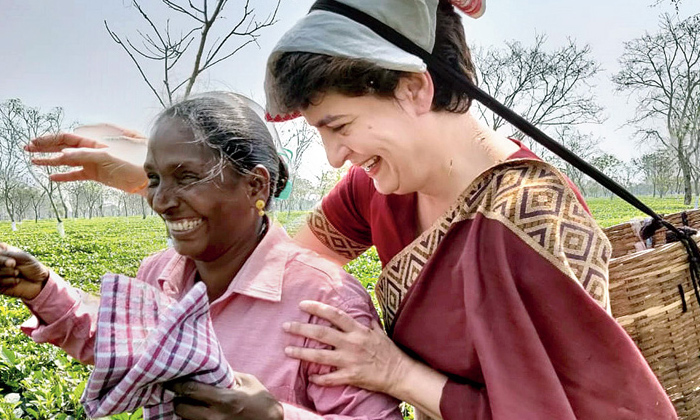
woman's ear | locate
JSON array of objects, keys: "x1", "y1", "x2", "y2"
[
  {"x1": 394, "y1": 72, "x2": 434, "y2": 116},
  {"x1": 247, "y1": 165, "x2": 271, "y2": 203}
]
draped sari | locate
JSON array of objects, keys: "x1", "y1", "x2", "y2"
[{"x1": 309, "y1": 157, "x2": 675, "y2": 419}]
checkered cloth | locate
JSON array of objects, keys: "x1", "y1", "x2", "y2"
[{"x1": 81, "y1": 274, "x2": 235, "y2": 419}]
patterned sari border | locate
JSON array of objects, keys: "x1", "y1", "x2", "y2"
[{"x1": 376, "y1": 159, "x2": 611, "y2": 331}]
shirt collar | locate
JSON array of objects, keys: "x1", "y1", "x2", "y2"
[{"x1": 156, "y1": 224, "x2": 291, "y2": 303}]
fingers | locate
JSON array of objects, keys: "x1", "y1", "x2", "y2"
[
  {"x1": 0, "y1": 255, "x2": 16, "y2": 269},
  {"x1": 0, "y1": 277, "x2": 22, "y2": 288},
  {"x1": 31, "y1": 148, "x2": 105, "y2": 168},
  {"x1": 168, "y1": 380, "x2": 223, "y2": 406},
  {"x1": 173, "y1": 398, "x2": 216, "y2": 420},
  {"x1": 25, "y1": 133, "x2": 107, "y2": 153},
  {"x1": 308, "y1": 370, "x2": 354, "y2": 387},
  {"x1": 1, "y1": 248, "x2": 36, "y2": 267},
  {"x1": 298, "y1": 300, "x2": 361, "y2": 332},
  {"x1": 48, "y1": 170, "x2": 90, "y2": 183},
  {"x1": 284, "y1": 346, "x2": 345, "y2": 368},
  {"x1": 283, "y1": 321, "x2": 344, "y2": 347}
]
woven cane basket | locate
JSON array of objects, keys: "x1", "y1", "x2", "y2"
[
  {"x1": 604, "y1": 209, "x2": 700, "y2": 258},
  {"x1": 609, "y1": 234, "x2": 700, "y2": 419}
]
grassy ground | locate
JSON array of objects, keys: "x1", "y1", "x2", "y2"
[
  {"x1": 587, "y1": 195, "x2": 695, "y2": 228},
  {"x1": 0, "y1": 197, "x2": 694, "y2": 419}
]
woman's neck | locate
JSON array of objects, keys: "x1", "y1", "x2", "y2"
[
  {"x1": 415, "y1": 112, "x2": 520, "y2": 233},
  {"x1": 193, "y1": 219, "x2": 266, "y2": 302}
]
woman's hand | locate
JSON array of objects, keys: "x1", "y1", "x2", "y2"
[
  {"x1": 0, "y1": 243, "x2": 49, "y2": 300},
  {"x1": 168, "y1": 373, "x2": 283, "y2": 420},
  {"x1": 25, "y1": 124, "x2": 149, "y2": 195},
  {"x1": 284, "y1": 301, "x2": 448, "y2": 418},
  {"x1": 282, "y1": 300, "x2": 412, "y2": 396}
]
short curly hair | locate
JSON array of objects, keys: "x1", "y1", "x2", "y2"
[{"x1": 270, "y1": 0, "x2": 477, "y2": 114}]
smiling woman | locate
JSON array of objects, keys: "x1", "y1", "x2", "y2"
[{"x1": 0, "y1": 92, "x2": 402, "y2": 420}]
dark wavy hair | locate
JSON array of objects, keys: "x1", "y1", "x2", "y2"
[{"x1": 270, "y1": 0, "x2": 476, "y2": 114}]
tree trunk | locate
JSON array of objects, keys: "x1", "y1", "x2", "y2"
[
  {"x1": 140, "y1": 196, "x2": 147, "y2": 219},
  {"x1": 678, "y1": 148, "x2": 693, "y2": 205}
]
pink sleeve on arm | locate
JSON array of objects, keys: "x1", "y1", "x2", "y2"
[
  {"x1": 21, "y1": 272, "x2": 99, "y2": 365},
  {"x1": 285, "y1": 270, "x2": 403, "y2": 420}
]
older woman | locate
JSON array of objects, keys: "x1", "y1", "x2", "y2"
[
  {"x1": 1, "y1": 92, "x2": 401, "y2": 420},
  {"x1": 24, "y1": 1, "x2": 677, "y2": 419}
]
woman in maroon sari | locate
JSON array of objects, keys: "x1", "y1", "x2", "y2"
[
  {"x1": 264, "y1": 1, "x2": 675, "y2": 419},
  {"x1": 25, "y1": 1, "x2": 676, "y2": 419}
]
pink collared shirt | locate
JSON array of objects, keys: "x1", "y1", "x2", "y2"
[{"x1": 21, "y1": 225, "x2": 401, "y2": 420}]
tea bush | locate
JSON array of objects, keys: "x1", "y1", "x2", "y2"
[{"x1": 0, "y1": 197, "x2": 694, "y2": 419}]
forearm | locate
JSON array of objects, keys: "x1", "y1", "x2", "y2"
[
  {"x1": 391, "y1": 357, "x2": 447, "y2": 419},
  {"x1": 21, "y1": 273, "x2": 98, "y2": 364}
]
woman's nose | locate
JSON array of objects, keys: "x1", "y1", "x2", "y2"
[
  {"x1": 321, "y1": 136, "x2": 351, "y2": 169},
  {"x1": 149, "y1": 184, "x2": 178, "y2": 215}
]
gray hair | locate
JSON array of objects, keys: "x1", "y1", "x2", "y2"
[{"x1": 153, "y1": 92, "x2": 289, "y2": 205}]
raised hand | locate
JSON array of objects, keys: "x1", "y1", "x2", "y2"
[
  {"x1": 0, "y1": 243, "x2": 49, "y2": 300},
  {"x1": 25, "y1": 124, "x2": 149, "y2": 194}
]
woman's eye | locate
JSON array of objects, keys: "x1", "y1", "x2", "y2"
[
  {"x1": 179, "y1": 173, "x2": 200, "y2": 183},
  {"x1": 331, "y1": 123, "x2": 348, "y2": 133},
  {"x1": 146, "y1": 175, "x2": 159, "y2": 188}
]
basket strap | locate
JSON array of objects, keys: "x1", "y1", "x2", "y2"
[
  {"x1": 310, "y1": 0, "x2": 700, "y2": 307},
  {"x1": 309, "y1": 0, "x2": 664, "y2": 222}
]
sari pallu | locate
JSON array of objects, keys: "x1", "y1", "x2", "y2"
[{"x1": 374, "y1": 159, "x2": 674, "y2": 419}]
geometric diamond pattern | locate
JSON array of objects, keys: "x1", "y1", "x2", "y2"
[
  {"x1": 376, "y1": 160, "x2": 611, "y2": 329},
  {"x1": 307, "y1": 204, "x2": 370, "y2": 260}
]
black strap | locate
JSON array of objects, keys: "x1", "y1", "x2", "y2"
[
  {"x1": 311, "y1": 0, "x2": 663, "y2": 221},
  {"x1": 310, "y1": 0, "x2": 700, "y2": 308}
]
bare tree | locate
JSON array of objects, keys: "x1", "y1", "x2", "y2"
[
  {"x1": 82, "y1": 182, "x2": 105, "y2": 219},
  {"x1": 613, "y1": 13, "x2": 700, "y2": 205},
  {"x1": 538, "y1": 126, "x2": 602, "y2": 196},
  {"x1": 591, "y1": 153, "x2": 626, "y2": 198},
  {"x1": 654, "y1": 0, "x2": 684, "y2": 10},
  {"x1": 0, "y1": 100, "x2": 30, "y2": 230},
  {"x1": 279, "y1": 120, "x2": 320, "y2": 214},
  {"x1": 634, "y1": 149, "x2": 678, "y2": 197},
  {"x1": 474, "y1": 35, "x2": 605, "y2": 143},
  {"x1": 0, "y1": 99, "x2": 69, "y2": 234},
  {"x1": 105, "y1": 0, "x2": 280, "y2": 107},
  {"x1": 27, "y1": 187, "x2": 47, "y2": 222}
]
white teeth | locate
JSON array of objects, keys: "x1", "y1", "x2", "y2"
[
  {"x1": 166, "y1": 219, "x2": 203, "y2": 232},
  {"x1": 361, "y1": 156, "x2": 380, "y2": 172}
]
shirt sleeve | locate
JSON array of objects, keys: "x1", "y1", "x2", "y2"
[
  {"x1": 293, "y1": 274, "x2": 403, "y2": 420},
  {"x1": 438, "y1": 210, "x2": 673, "y2": 418},
  {"x1": 306, "y1": 167, "x2": 374, "y2": 261},
  {"x1": 20, "y1": 272, "x2": 99, "y2": 365}
]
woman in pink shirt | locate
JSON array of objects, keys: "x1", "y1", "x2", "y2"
[{"x1": 0, "y1": 92, "x2": 401, "y2": 420}]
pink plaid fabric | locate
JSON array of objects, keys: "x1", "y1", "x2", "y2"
[{"x1": 81, "y1": 274, "x2": 235, "y2": 419}]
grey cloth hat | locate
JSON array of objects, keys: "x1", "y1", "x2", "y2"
[{"x1": 264, "y1": 0, "x2": 485, "y2": 121}]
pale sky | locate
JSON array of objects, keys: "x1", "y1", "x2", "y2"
[{"x1": 2, "y1": 0, "x2": 699, "y2": 176}]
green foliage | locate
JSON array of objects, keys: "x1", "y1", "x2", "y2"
[
  {"x1": 0, "y1": 198, "x2": 693, "y2": 419},
  {"x1": 0, "y1": 217, "x2": 168, "y2": 419},
  {"x1": 587, "y1": 195, "x2": 695, "y2": 227}
]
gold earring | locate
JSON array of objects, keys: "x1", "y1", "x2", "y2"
[{"x1": 255, "y1": 199, "x2": 265, "y2": 217}]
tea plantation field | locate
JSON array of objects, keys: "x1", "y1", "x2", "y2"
[{"x1": 0, "y1": 196, "x2": 693, "y2": 419}]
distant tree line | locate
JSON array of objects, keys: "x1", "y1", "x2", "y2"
[{"x1": 1, "y1": 10, "x2": 699, "y2": 228}]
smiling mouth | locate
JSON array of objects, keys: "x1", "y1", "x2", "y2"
[
  {"x1": 360, "y1": 156, "x2": 380, "y2": 172},
  {"x1": 166, "y1": 218, "x2": 203, "y2": 233}
]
